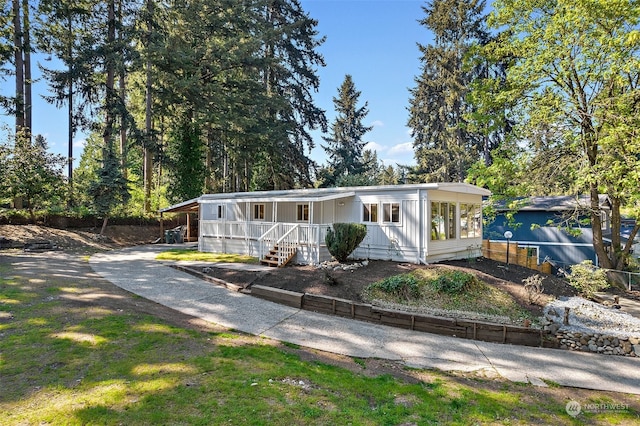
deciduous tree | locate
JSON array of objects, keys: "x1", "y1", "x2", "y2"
[{"x1": 489, "y1": 0, "x2": 640, "y2": 271}]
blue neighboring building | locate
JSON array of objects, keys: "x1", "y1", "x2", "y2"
[{"x1": 484, "y1": 195, "x2": 612, "y2": 269}]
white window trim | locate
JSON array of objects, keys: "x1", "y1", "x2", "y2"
[
  {"x1": 217, "y1": 204, "x2": 225, "y2": 220},
  {"x1": 296, "y1": 203, "x2": 309, "y2": 222},
  {"x1": 362, "y1": 202, "x2": 379, "y2": 223},
  {"x1": 253, "y1": 203, "x2": 265, "y2": 221},
  {"x1": 381, "y1": 202, "x2": 401, "y2": 225}
]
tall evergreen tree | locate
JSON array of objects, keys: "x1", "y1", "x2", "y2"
[
  {"x1": 322, "y1": 74, "x2": 372, "y2": 186},
  {"x1": 408, "y1": 0, "x2": 488, "y2": 182},
  {"x1": 256, "y1": 0, "x2": 327, "y2": 190}
]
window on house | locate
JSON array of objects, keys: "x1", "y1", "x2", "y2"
[
  {"x1": 253, "y1": 204, "x2": 265, "y2": 220},
  {"x1": 460, "y1": 203, "x2": 481, "y2": 238},
  {"x1": 382, "y1": 202, "x2": 400, "y2": 223},
  {"x1": 431, "y1": 202, "x2": 456, "y2": 240},
  {"x1": 362, "y1": 203, "x2": 378, "y2": 223},
  {"x1": 217, "y1": 204, "x2": 225, "y2": 220},
  {"x1": 297, "y1": 204, "x2": 309, "y2": 221}
]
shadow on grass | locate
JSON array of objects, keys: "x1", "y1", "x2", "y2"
[{"x1": 1, "y1": 253, "x2": 638, "y2": 425}]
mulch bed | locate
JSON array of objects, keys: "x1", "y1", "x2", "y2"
[{"x1": 189, "y1": 257, "x2": 579, "y2": 318}]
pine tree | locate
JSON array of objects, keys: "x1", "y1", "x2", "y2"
[
  {"x1": 322, "y1": 74, "x2": 372, "y2": 186},
  {"x1": 408, "y1": 0, "x2": 488, "y2": 182},
  {"x1": 255, "y1": 0, "x2": 327, "y2": 190},
  {"x1": 87, "y1": 139, "x2": 130, "y2": 234}
]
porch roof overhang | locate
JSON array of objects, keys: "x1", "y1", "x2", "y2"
[
  {"x1": 199, "y1": 191, "x2": 356, "y2": 204},
  {"x1": 159, "y1": 197, "x2": 200, "y2": 213}
]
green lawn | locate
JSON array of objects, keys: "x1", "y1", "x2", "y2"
[
  {"x1": 156, "y1": 248, "x2": 259, "y2": 264},
  {"x1": 1, "y1": 259, "x2": 638, "y2": 425}
]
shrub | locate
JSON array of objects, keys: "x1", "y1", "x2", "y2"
[
  {"x1": 325, "y1": 223, "x2": 367, "y2": 262},
  {"x1": 567, "y1": 260, "x2": 609, "y2": 298},
  {"x1": 522, "y1": 274, "x2": 544, "y2": 305},
  {"x1": 430, "y1": 270, "x2": 476, "y2": 295},
  {"x1": 367, "y1": 274, "x2": 420, "y2": 300}
]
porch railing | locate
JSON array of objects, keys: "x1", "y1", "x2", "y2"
[{"x1": 201, "y1": 220, "x2": 331, "y2": 264}]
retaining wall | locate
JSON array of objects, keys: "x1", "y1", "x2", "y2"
[{"x1": 250, "y1": 284, "x2": 551, "y2": 347}]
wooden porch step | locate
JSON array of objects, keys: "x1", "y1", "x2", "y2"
[{"x1": 260, "y1": 245, "x2": 296, "y2": 267}]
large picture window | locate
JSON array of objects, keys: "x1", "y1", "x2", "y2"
[
  {"x1": 362, "y1": 203, "x2": 378, "y2": 223},
  {"x1": 382, "y1": 202, "x2": 400, "y2": 223},
  {"x1": 431, "y1": 202, "x2": 456, "y2": 240},
  {"x1": 460, "y1": 203, "x2": 481, "y2": 238},
  {"x1": 253, "y1": 204, "x2": 265, "y2": 220},
  {"x1": 297, "y1": 204, "x2": 309, "y2": 221}
]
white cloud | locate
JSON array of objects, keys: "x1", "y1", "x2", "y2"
[
  {"x1": 364, "y1": 141, "x2": 386, "y2": 152},
  {"x1": 370, "y1": 120, "x2": 384, "y2": 127},
  {"x1": 388, "y1": 142, "x2": 413, "y2": 155},
  {"x1": 73, "y1": 139, "x2": 86, "y2": 148}
]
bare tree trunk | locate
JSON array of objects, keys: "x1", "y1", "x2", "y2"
[
  {"x1": 143, "y1": 0, "x2": 154, "y2": 213},
  {"x1": 12, "y1": 0, "x2": 25, "y2": 133},
  {"x1": 100, "y1": 216, "x2": 109, "y2": 235},
  {"x1": 118, "y1": 0, "x2": 127, "y2": 180},
  {"x1": 66, "y1": 13, "x2": 74, "y2": 207},
  {"x1": 22, "y1": 0, "x2": 31, "y2": 134},
  {"x1": 103, "y1": 0, "x2": 116, "y2": 150}
]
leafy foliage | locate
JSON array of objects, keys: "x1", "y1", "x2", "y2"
[
  {"x1": 430, "y1": 270, "x2": 477, "y2": 295},
  {"x1": 165, "y1": 117, "x2": 205, "y2": 204},
  {"x1": 325, "y1": 222, "x2": 367, "y2": 262},
  {"x1": 366, "y1": 274, "x2": 420, "y2": 300},
  {"x1": 2, "y1": 131, "x2": 66, "y2": 222},
  {"x1": 566, "y1": 260, "x2": 609, "y2": 299},
  {"x1": 488, "y1": 0, "x2": 640, "y2": 270}
]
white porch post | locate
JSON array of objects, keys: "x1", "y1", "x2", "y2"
[
  {"x1": 418, "y1": 189, "x2": 423, "y2": 263},
  {"x1": 309, "y1": 201, "x2": 314, "y2": 264}
]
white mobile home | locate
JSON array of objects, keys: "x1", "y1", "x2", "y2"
[{"x1": 161, "y1": 183, "x2": 490, "y2": 266}]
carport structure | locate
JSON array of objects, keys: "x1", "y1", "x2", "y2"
[{"x1": 159, "y1": 198, "x2": 199, "y2": 242}]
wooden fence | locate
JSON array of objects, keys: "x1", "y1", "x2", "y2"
[
  {"x1": 482, "y1": 240, "x2": 552, "y2": 274},
  {"x1": 251, "y1": 285, "x2": 553, "y2": 348}
]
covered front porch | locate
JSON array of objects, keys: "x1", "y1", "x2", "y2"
[{"x1": 198, "y1": 189, "x2": 356, "y2": 266}]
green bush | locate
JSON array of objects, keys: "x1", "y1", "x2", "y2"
[
  {"x1": 367, "y1": 274, "x2": 420, "y2": 300},
  {"x1": 430, "y1": 270, "x2": 476, "y2": 295},
  {"x1": 567, "y1": 260, "x2": 609, "y2": 298},
  {"x1": 325, "y1": 223, "x2": 367, "y2": 262}
]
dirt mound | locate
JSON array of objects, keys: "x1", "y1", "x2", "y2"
[{"x1": 0, "y1": 224, "x2": 161, "y2": 252}]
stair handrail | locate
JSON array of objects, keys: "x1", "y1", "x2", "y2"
[
  {"x1": 258, "y1": 223, "x2": 280, "y2": 260},
  {"x1": 275, "y1": 224, "x2": 300, "y2": 266}
]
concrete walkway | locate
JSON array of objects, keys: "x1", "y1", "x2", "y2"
[{"x1": 90, "y1": 245, "x2": 640, "y2": 395}]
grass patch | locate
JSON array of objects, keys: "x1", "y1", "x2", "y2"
[
  {"x1": 363, "y1": 268, "x2": 533, "y2": 324},
  {"x1": 1, "y1": 257, "x2": 638, "y2": 425},
  {"x1": 155, "y1": 249, "x2": 259, "y2": 264}
]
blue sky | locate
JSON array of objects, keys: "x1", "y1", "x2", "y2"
[
  {"x1": 2, "y1": 0, "x2": 430, "y2": 170},
  {"x1": 303, "y1": 0, "x2": 427, "y2": 167}
]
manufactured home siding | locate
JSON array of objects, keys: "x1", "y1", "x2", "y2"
[
  {"x1": 426, "y1": 190, "x2": 484, "y2": 261},
  {"x1": 181, "y1": 183, "x2": 490, "y2": 265}
]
